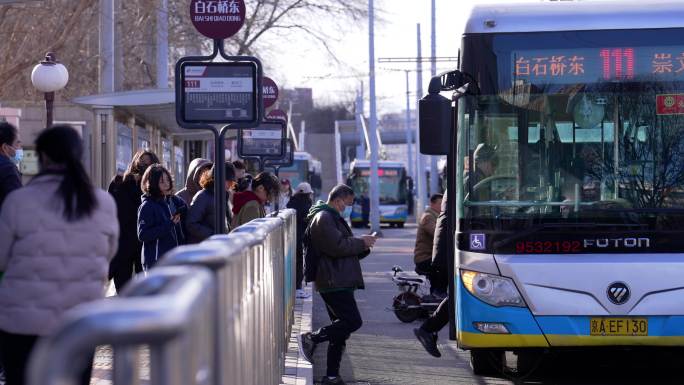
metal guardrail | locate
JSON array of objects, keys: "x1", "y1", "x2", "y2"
[{"x1": 28, "y1": 209, "x2": 298, "y2": 385}]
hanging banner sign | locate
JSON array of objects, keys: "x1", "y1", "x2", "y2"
[
  {"x1": 263, "y1": 77, "x2": 279, "y2": 108},
  {"x1": 190, "y1": 0, "x2": 246, "y2": 40},
  {"x1": 266, "y1": 109, "x2": 288, "y2": 124}
]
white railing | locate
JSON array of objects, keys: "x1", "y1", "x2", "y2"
[{"x1": 28, "y1": 209, "x2": 298, "y2": 385}]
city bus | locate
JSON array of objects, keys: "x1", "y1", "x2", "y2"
[
  {"x1": 419, "y1": 0, "x2": 684, "y2": 375},
  {"x1": 277, "y1": 151, "x2": 322, "y2": 198},
  {"x1": 347, "y1": 159, "x2": 409, "y2": 228}
]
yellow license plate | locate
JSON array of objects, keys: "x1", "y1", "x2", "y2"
[{"x1": 590, "y1": 318, "x2": 648, "y2": 336}]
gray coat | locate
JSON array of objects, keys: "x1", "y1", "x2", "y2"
[{"x1": 310, "y1": 209, "x2": 367, "y2": 291}]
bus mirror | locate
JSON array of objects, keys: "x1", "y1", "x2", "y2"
[{"x1": 419, "y1": 81, "x2": 452, "y2": 155}]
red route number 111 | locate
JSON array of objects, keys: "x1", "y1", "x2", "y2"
[{"x1": 600, "y1": 48, "x2": 635, "y2": 80}]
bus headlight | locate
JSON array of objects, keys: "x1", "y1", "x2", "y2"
[{"x1": 461, "y1": 270, "x2": 526, "y2": 308}]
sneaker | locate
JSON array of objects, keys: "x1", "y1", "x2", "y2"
[
  {"x1": 296, "y1": 289, "x2": 311, "y2": 299},
  {"x1": 298, "y1": 332, "x2": 316, "y2": 363},
  {"x1": 414, "y1": 327, "x2": 441, "y2": 357},
  {"x1": 321, "y1": 376, "x2": 346, "y2": 385}
]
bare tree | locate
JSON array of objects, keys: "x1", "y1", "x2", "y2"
[{"x1": 0, "y1": 0, "x2": 370, "y2": 102}]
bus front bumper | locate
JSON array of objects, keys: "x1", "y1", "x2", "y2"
[{"x1": 457, "y1": 279, "x2": 684, "y2": 349}]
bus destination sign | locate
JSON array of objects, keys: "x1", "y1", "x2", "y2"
[
  {"x1": 181, "y1": 62, "x2": 256, "y2": 123},
  {"x1": 512, "y1": 46, "x2": 684, "y2": 85}
]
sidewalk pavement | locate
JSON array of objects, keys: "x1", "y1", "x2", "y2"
[{"x1": 281, "y1": 285, "x2": 314, "y2": 385}]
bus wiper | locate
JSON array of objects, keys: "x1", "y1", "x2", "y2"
[{"x1": 493, "y1": 222, "x2": 648, "y2": 249}]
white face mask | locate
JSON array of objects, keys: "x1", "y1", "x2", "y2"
[{"x1": 342, "y1": 205, "x2": 352, "y2": 218}]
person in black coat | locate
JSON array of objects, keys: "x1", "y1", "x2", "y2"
[
  {"x1": 0, "y1": 122, "x2": 22, "y2": 211},
  {"x1": 108, "y1": 149, "x2": 159, "y2": 291},
  {"x1": 137, "y1": 164, "x2": 186, "y2": 270},
  {"x1": 187, "y1": 162, "x2": 236, "y2": 243},
  {"x1": 286, "y1": 182, "x2": 314, "y2": 297}
]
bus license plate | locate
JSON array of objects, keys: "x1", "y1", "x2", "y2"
[{"x1": 590, "y1": 318, "x2": 648, "y2": 336}]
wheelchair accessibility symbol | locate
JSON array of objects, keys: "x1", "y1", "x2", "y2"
[{"x1": 470, "y1": 233, "x2": 486, "y2": 250}]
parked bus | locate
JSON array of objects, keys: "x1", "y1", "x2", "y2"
[
  {"x1": 420, "y1": 0, "x2": 684, "y2": 374},
  {"x1": 277, "y1": 152, "x2": 322, "y2": 198},
  {"x1": 347, "y1": 159, "x2": 409, "y2": 228}
]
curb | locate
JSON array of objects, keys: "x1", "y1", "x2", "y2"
[{"x1": 281, "y1": 285, "x2": 314, "y2": 385}]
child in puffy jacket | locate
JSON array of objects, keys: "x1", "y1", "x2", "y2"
[{"x1": 137, "y1": 164, "x2": 186, "y2": 270}]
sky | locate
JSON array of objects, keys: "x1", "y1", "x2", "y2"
[{"x1": 271, "y1": 0, "x2": 541, "y2": 115}]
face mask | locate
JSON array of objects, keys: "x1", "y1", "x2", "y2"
[
  {"x1": 12, "y1": 148, "x2": 23, "y2": 164},
  {"x1": 342, "y1": 205, "x2": 352, "y2": 218}
]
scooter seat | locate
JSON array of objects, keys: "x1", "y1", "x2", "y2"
[{"x1": 396, "y1": 277, "x2": 424, "y2": 284}]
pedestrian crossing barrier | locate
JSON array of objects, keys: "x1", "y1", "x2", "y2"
[{"x1": 28, "y1": 209, "x2": 298, "y2": 385}]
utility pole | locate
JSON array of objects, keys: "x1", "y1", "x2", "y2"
[
  {"x1": 404, "y1": 71, "x2": 414, "y2": 182},
  {"x1": 368, "y1": 0, "x2": 382, "y2": 235},
  {"x1": 416, "y1": 23, "x2": 427, "y2": 219},
  {"x1": 156, "y1": 0, "x2": 169, "y2": 89},
  {"x1": 355, "y1": 85, "x2": 365, "y2": 160},
  {"x1": 429, "y1": 0, "x2": 440, "y2": 195}
]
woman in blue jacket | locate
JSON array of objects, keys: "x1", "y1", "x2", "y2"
[{"x1": 137, "y1": 164, "x2": 186, "y2": 270}]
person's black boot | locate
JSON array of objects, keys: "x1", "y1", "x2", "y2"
[
  {"x1": 414, "y1": 327, "x2": 441, "y2": 357},
  {"x1": 298, "y1": 332, "x2": 317, "y2": 363},
  {"x1": 321, "y1": 375, "x2": 346, "y2": 385}
]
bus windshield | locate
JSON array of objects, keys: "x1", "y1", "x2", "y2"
[
  {"x1": 350, "y1": 167, "x2": 406, "y2": 205},
  {"x1": 279, "y1": 159, "x2": 309, "y2": 188},
  {"x1": 457, "y1": 28, "x2": 684, "y2": 236}
]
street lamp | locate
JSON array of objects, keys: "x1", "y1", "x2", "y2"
[{"x1": 31, "y1": 52, "x2": 69, "y2": 128}]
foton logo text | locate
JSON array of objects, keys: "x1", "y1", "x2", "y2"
[{"x1": 583, "y1": 238, "x2": 651, "y2": 249}]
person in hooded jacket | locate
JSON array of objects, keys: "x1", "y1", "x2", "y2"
[
  {"x1": 297, "y1": 184, "x2": 377, "y2": 385},
  {"x1": 0, "y1": 125, "x2": 118, "y2": 385},
  {"x1": 287, "y1": 182, "x2": 314, "y2": 298},
  {"x1": 107, "y1": 149, "x2": 159, "y2": 292},
  {"x1": 231, "y1": 171, "x2": 280, "y2": 228},
  {"x1": 187, "y1": 162, "x2": 237, "y2": 242},
  {"x1": 137, "y1": 164, "x2": 186, "y2": 270},
  {"x1": 176, "y1": 158, "x2": 211, "y2": 206}
]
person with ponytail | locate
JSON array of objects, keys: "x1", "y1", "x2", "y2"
[
  {"x1": 108, "y1": 149, "x2": 159, "y2": 292},
  {"x1": 0, "y1": 125, "x2": 119, "y2": 385}
]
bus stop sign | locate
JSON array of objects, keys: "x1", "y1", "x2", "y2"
[
  {"x1": 190, "y1": 0, "x2": 246, "y2": 40},
  {"x1": 263, "y1": 77, "x2": 279, "y2": 108}
]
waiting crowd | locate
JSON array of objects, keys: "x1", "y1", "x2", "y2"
[{"x1": 0, "y1": 122, "x2": 335, "y2": 385}]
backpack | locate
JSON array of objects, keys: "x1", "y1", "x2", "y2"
[{"x1": 302, "y1": 222, "x2": 320, "y2": 283}]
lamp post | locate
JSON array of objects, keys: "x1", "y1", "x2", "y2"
[{"x1": 30, "y1": 52, "x2": 69, "y2": 128}]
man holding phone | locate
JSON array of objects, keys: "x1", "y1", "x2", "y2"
[{"x1": 298, "y1": 184, "x2": 377, "y2": 385}]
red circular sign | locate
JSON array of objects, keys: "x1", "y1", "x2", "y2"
[
  {"x1": 266, "y1": 109, "x2": 288, "y2": 124},
  {"x1": 190, "y1": 0, "x2": 246, "y2": 40},
  {"x1": 262, "y1": 77, "x2": 279, "y2": 109}
]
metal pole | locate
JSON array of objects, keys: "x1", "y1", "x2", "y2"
[
  {"x1": 334, "y1": 121, "x2": 343, "y2": 185},
  {"x1": 355, "y1": 88, "x2": 365, "y2": 160},
  {"x1": 299, "y1": 120, "x2": 306, "y2": 151},
  {"x1": 429, "y1": 0, "x2": 439, "y2": 195},
  {"x1": 405, "y1": 71, "x2": 413, "y2": 181},
  {"x1": 45, "y1": 92, "x2": 54, "y2": 128},
  {"x1": 416, "y1": 23, "x2": 427, "y2": 218},
  {"x1": 368, "y1": 0, "x2": 381, "y2": 235},
  {"x1": 156, "y1": 0, "x2": 169, "y2": 89},
  {"x1": 99, "y1": 0, "x2": 115, "y2": 93}
]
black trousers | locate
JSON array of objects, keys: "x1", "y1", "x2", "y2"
[
  {"x1": 295, "y1": 245, "x2": 304, "y2": 290},
  {"x1": 421, "y1": 296, "x2": 450, "y2": 333},
  {"x1": 312, "y1": 291, "x2": 363, "y2": 377},
  {"x1": 108, "y1": 252, "x2": 143, "y2": 292},
  {"x1": 0, "y1": 330, "x2": 93, "y2": 385}
]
